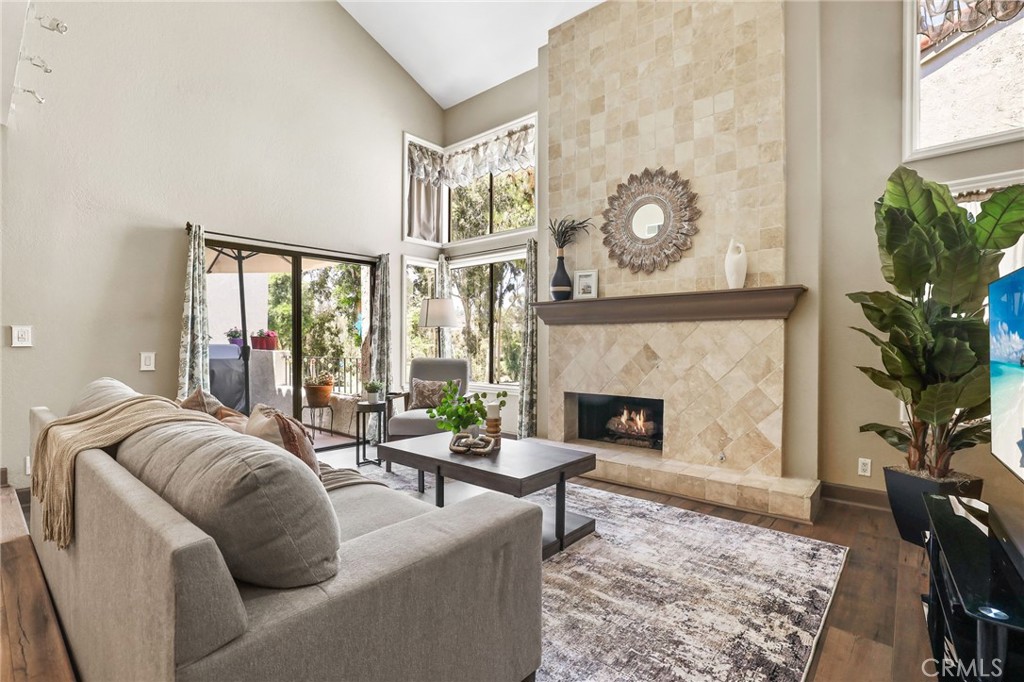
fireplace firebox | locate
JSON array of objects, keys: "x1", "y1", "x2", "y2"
[{"x1": 577, "y1": 393, "x2": 664, "y2": 450}]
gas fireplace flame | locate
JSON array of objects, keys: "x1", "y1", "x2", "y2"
[{"x1": 614, "y1": 407, "x2": 651, "y2": 435}]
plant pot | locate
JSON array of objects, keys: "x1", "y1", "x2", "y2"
[
  {"x1": 550, "y1": 250, "x2": 572, "y2": 301},
  {"x1": 366, "y1": 392, "x2": 379, "y2": 404},
  {"x1": 228, "y1": 338, "x2": 243, "y2": 347},
  {"x1": 266, "y1": 331, "x2": 278, "y2": 350},
  {"x1": 883, "y1": 466, "x2": 983, "y2": 546},
  {"x1": 250, "y1": 336, "x2": 264, "y2": 350},
  {"x1": 305, "y1": 384, "x2": 333, "y2": 408}
]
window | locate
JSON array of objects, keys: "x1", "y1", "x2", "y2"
[
  {"x1": 904, "y1": 1, "x2": 1024, "y2": 160},
  {"x1": 402, "y1": 258, "x2": 438, "y2": 382},
  {"x1": 450, "y1": 167, "x2": 536, "y2": 242},
  {"x1": 449, "y1": 257, "x2": 526, "y2": 385}
]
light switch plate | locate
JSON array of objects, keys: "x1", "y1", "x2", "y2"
[
  {"x1": 11, "y1": 325, "x2": 32, "y2": 347},
  {"x1": 140, "y1": 351, "x2": 156, "y2": 371}
]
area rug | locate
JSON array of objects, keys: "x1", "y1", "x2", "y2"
[{"x1": 362, "y1": 466, "x2": 847, "y2": 682}]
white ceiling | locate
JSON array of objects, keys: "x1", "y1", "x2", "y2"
[{"x1": 339, "y1": 1, "x2": 603, "y2": 109}]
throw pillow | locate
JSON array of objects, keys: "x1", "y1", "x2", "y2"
[
  {"x1": 178, "y1": 388, "x2": 224, "y2": 416},
  {"x1": 245, "y1": 404, "x2": 320, "y2": 478},
  {"x1": 409, "y1": 378, "x2": 461, "y2": 410}
]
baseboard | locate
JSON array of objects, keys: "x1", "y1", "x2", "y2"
[{"x1": 820, "y1": 482, "x2": 889, "y2": 511}]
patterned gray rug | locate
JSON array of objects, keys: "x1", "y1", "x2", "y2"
[{"x1": 362, "y1": 466, "x2": 847, "y2": 682}]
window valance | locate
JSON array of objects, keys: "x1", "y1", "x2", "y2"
[
  {"x1": 407, "y1": 123, "x2": 536, "y2": 189},
  {"x1": 918, "y1": 0, "x2": 1023, "y2": 50}
]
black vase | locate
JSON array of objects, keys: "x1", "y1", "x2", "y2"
[
  {"x1": 883, "y1": 466, "x2": 984, "y2": 546},
  {"x1": 551, "y1": 251, "x2": 572, "y2": 301}
]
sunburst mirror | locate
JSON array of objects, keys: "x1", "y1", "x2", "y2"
[{"x1": 600, "y1": 167, "x2": 702, "y2": 274}]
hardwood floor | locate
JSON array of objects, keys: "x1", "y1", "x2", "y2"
[{"x1": 572, "y1": 477, "x2": 933, "y2": 682}]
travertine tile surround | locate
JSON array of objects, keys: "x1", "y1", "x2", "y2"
[
  {"x1": 548, "y1": 0, "x2": 786, "y2": 295},
  {"x1": 540, "y1": 1, "x2": 818, "y2": 519},
  {"x1": 548, "y1": 320, "x2": 784, "y2": 476}
]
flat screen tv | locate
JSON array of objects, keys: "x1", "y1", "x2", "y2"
[
  {"x1": 988, "y1": 265, "x2": 1024, "y2": 578},
  {"x1": 989, "y1": 266, "x2": 1024, "y2": 483}
]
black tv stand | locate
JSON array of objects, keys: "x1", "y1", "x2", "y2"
[{"x1": 923, "y1": 495, "x2": 1024, "y2": 681}]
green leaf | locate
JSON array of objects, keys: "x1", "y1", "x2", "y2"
[
  {"x1": 860, "y1": 423, "x2": 912, "y2": 453},
  {"x1": 924, "y1": 180, "x2": 969, "y2": 222},
  {"x1": 932, "y1": 243, "x2": 980, "y2": 307},
  {"x1": 852, "y1": 327, "x2": 925, "y2": 393},
  {"x1": 857, "y1": 366, "x2": 914, "y2": 403},
  {"x1": 963, "y1": 250, "x2": 1005, "y2": 311},
  {"x1": 959, "y1": 398, "x2": 991, "y2": 422},
  {"x1": 915, "y1": 366, "x2": 989, "y2": 425},
  {"x1": 971, "y1": 185, "x2": 1024, "y2": 249},
  {"x1": 847, "y1": 291, "x2": 917, "y2": 333},
  {"x1": 934, "y1": 211, "x2": 971, "y2": 250},
  {"x1": 934, "y1": 316, "x2": 990, "y2": 365},
  {"x1": 884, "y1": 166, "x2": 937, "y2": 227},
  {"x1": 948, "y1": 422, "x2": 991, "y2": 451},
  {"x1": 931, "y1": 335, "x2": 977, "y2": 378},
  {"x1": 890, "y1": 224, "x2": 936, "y2": 296}
]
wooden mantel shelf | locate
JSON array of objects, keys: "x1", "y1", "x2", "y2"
[{"x1": 532, "y1": 285, "x2": 807, "y2": 326}]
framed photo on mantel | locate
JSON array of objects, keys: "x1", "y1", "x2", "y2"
[{"x1": 573, "y1": 270, "x2": 598, "y2": 299}]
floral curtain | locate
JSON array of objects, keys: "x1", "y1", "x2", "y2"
[
  {"x1": 518, "y1": 238, "x2": 538, "y2": 439},
  {"x1": 177, "y1": 223, "x2": 210, "y2": 399},
  {"x1": 368, "y1": 253, "x2": 391, "y2": 442},
  {"x1": 437, "y1": 254, "x2": 453, "y2": 358},
  {"x1": 406, "y1": 123, "x2": 536, "y2": 190},
  {"x1": 918, "y1": 0, "x2": 1023, "y2": 49}
]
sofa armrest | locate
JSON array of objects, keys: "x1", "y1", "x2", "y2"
[{"x1": 177, "y1": 492, "x2": 543, "y2": 682}]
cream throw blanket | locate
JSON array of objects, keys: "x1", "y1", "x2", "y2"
[{"x1": 32, "y1": 395, "x2": 219, "y2": 549}]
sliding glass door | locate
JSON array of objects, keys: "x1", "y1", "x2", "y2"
[{"x1": 205, "y1": 241, "x2": 373, "y2": 451}]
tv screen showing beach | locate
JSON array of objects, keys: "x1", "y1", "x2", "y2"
[{"x1": 990, "y1": 267, "x2": 1024, "y2": 483}]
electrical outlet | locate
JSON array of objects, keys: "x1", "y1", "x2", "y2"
[
  {"x1": 718, "y1": 452, "x2": 726, "y2": 462},
  {"x1": 25, "y1": 456, "x2": 31, "y2": 476},
  {"x1": 140, "y1": 352, "x2": 156, "y2": 371},
  {"x1": 858, "y1": 458, "x2": 872, "y2": 477}
]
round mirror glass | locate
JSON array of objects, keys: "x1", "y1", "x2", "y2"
[{"x1": 630, "y1": 202, "x2": 665, "y2": 239}]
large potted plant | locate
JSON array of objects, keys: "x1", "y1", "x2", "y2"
[{"x1": 849, "y1": 166, "x2": 1024, "y2": 545}]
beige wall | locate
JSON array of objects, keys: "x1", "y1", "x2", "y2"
[
  {"x1": 1, "y1": 1, "x2": 443, "y2": 488},
  {"x1": 443, "y1": 69, "x2": 539, "y2": 146},
  {"x1": 817, "y1": 1, "x2": 1024, "y2": 509}
]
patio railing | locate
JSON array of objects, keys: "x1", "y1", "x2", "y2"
[{"x1": 282, "y1": 353, "x2": 362, "y2": 395}]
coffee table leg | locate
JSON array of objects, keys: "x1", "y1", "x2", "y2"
[
  {"x1": 436, "y1": 468, "x2": 444, "y2": 508},
  {"x1": 556, "y1": 472, "x2": 566, "y2": 550},
  {"x1": 417, "y1": 470, "x2": 425, "y2": 493}
]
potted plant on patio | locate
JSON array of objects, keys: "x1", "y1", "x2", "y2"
[
  {"x1": 250, "y1": 329, "x2": 268, "y2": 350},
  {"x1": 226, "y1": 327, "x2": 243, "y2": 347},
  {"x1": 304, "y1": 371, "x2": 334, "y2": 408},
  {"x1": 548, "y1": 216, "x2": 592, "y2": 301},
  {"x1": 364, "y1": 380, "x2": 383, "y2": 404},
  {"x1": 849, "y1": 166, "x2": 1024, "y2": 545}
]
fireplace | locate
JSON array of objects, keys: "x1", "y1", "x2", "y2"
[{"x1": 577, "y1": 393, "x2": 664, "y2": 450}]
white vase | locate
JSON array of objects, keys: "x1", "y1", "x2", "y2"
[{"x1": 724, "y1": 238, "x2": 747, "y2": 289}]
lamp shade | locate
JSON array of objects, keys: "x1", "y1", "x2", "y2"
[{"x1": 420, "y1": 298, "x2": 458, "y2": 328}]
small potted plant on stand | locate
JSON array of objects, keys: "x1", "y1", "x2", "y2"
[
  {"x1": 427, "y1": 381, "x2": 499, "y2": 454},
  {"x1": 364, "y1": 380, "x2": 383, "y2": 404},
  {"x1": 226, "y1": 327, "x2": 243, "y2": 347},
  {"x1": 849, "y1": 166, "x2": 1024, "y2": 546},
  {"x1": 304, "y1": 371, "x2": 334, "y2": 408},
  {"x1": 548, "y1": 217, "x2": 592, "y2": 301}
]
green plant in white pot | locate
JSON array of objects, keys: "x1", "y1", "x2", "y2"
[
  {"x1": 364, "y1": 380, "x2": 383, "y2": 404},
  {"x1": 848, "y1": 166, "x2": 1024, "y2": 545}
]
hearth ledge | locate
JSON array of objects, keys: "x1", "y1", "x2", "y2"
[
  {"x1": 527, "y1": 437, "x2": 821, "y2": 523},
  {"x1": 533, "y1": 285, "x2": 807, "y2": 326}
]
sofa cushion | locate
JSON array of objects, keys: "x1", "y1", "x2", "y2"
[
  {"x1": 69, "y1": 378, "x2": 340, "y2": 589},
  {"x1": 328, "y1": 482, "x2": 434, "y2": 543},
  {"x1": 245, "y1": 404, "x2": 319, "y2": 477},
  {"x1": 388, "y1": 408, "x2": 444, "y2": 437}
]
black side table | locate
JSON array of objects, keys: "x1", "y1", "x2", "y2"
[
  {"x1": 354, "y1": 401, "x2": 387, "y2": 467},
  {"x1": 301, "y1": 405, "x2": 334, "y2": 443}
]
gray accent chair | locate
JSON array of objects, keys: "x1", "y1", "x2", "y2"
[{"x1": 388, "y1": 358, "x2": 471, "y2": 439}]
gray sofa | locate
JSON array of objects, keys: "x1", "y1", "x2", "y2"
[
  {"x1": 29, "y1": 379, "x2": 542, "y2": 682},
  {"x1": 389, "y1": 358, "x2": 471, "y2": 438}
]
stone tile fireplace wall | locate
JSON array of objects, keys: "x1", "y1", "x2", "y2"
[{"x1": 548, "y1": 319, "x2": 784, "y2": 476}]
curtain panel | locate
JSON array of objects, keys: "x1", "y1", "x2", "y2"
[
  {"x1": 437, "y1": 254, "x2": 453, "y2": 358},
  {"x1": 406, "y1": 123, "x2": 536, "y2": 190},
  {"x1": 177, "y1": 223, "x2": 210, "y2": 399},
  {"x1": 368, "y1": 254, "x2": 391, "y2": 442},
  {"x1": 518, "y1": 238, "x2": 538, "y2": 439}
]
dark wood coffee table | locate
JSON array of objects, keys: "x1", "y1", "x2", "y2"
[{"x1": 377, "y1": 433, "x2": 596, "y2": 558}]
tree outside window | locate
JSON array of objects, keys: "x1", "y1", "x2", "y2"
[
  {"x1": 404, "y1": 263, "x2": 438, "y2": 381},
  {"x1": 450, "y1": 168, "x2": 535, "y2": 242},
  {"x1": 450, "y1": 258, "x2": 526, "y2": 385}
]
